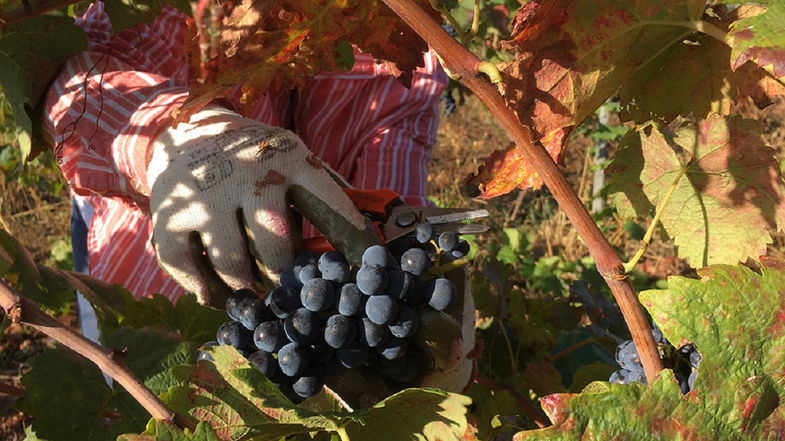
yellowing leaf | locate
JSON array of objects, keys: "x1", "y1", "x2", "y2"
[{"x1": 608, "y1": 115, "x2": 785, "y2": 267}]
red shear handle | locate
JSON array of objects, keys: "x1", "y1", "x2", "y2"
[{"x1": 302, "y1": 188, "x2": 402, "y2": 253}]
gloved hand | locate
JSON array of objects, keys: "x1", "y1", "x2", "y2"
[{"x1": 148, "y1": 106, "x2": 380, "y2": 308}]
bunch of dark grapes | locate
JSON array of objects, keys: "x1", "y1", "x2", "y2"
[
  {"x1": 198, "y1": 223, "x2": 470, "y2": 403},
  {"x1": 609, "y1": 326, "x2": 702, "y2": 394}
]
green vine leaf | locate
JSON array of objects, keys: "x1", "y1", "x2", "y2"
[
  {"x1": 513, "y1": 259, "x2": 785, "y2": 440},
  {"x1": 0, "y1": 12, "x2": 85, "y2": 161},
  {"x1": 156, "y1": 346, "x2": 474, "y2": 441},
  {"x1": 103, "y1": 0, "x2": 192, "y2": 32},
  {"x1": 0, "y1": 229, "x2": 72, "y2": 315},
  {"x1": 18, "y1": 346, "x2": 149, "y2": 441},
  {"x1": 608, "y1": 115, "x2": 785, "y2": 267},
  {"x1": 119, "y1": 421, "x2": 223, "y2": 441}
]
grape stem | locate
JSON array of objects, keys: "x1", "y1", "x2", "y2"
[
  {"x1": 382, "y1": 0, "x2": 665, "y2": 383},
  {"x1": 0, "y1": 278, "x2": 193, "y2": 430},
  {"x1": 335, "y1": 425, "x2": 351, "y2": 441},
  {"x1": 623, "y1": 167, "x2": 687, "y2": 273}
]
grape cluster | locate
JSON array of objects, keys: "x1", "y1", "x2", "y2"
[
  {"x1": 609, "y1": 326, "x2": 702, "y2": 394},
  {"x1": 199, "y1": 225, "x2": 470, "y2": 403}
]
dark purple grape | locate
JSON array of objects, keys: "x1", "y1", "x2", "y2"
[
  {"x1": 295, "y1": 250, "x2": 319, "y2": 267},
  {"x1": 365, "y1": 295, "x2": 399, "y2": 325},
  {"x1": 196, "y1": 341, "x2": 219, "y2": 362},
  {"x1": 300, "y1": 278, "x2": 336, "y2": 312},
  {"x1": 284, "y1": 308, "x2": 323, "y2": 345},
  {"x1": 437, "y1": 231, "x2": 458, "y2": 252},
  {"x1": 310, "y1": 343, "x2": 335, "y2": 363},
  {"x1": 266, "y1": 286, "x2": 301, "y2": 319},
  {"x1": 356, "y1": 265, "x2": 388, "y2": 296},
  {"x1": 280, "y1": 266, "x2": 303, "y2": 289},
  {"x1": 359, "y1": 317, "x2": 389, "y2": 348},
  {"x1": 377, "y1": 337, "x2": 408, "y2": 361},
  {"x1": 253, "y1": 320, "x2": 285, "y2": 352},
  {"x1": 385, "y1": 269, "x2": 414, "y2": 301},
  {"x1": 414, "y1": 222, "x2": 434, "y2": 243},
  {"x1": 298, "y1": 264, "x2": 320, "y2": 284},
  {"x1": 362, "y1": 245, "x2": 395, "y2": 268},
  {"x1": 321, "y1": 261, "x2": 351, "y2": 284},
  {"x1": 278, "y1": 342, "x2": 310, "y2": 377},
  {"x1": 336, "y1": 341, "x2": 368, "y2": 368},
  {"x1": 406, "y1": 279, "x2": 429, "y2": 306},
  {"x1": 337, "y1": 283, "x2": 366, "y2": 317},
  {"x1": 400, "y1": 248, "x2": 430, "y2": 276},
  {"x1": 388, "y1": 306, "x2": 420, "y2": 338},
  {"x1": 318, "y1": 251, "x2": 346, "y2": 271},
  {"x1": 320, "y1": 355, "x2": 345, "y2": 377},
  {"x1": 690, "y1": 349, "x2": 702, "y2": 369},
  {"x1": 248, "y1": 350, "x2": 277, "y2": 377},
  {"x1": 217, "y1": 321, "x2": 253, "y2": 349},
  {"x1": 426, "y1": 278, "x2": 456, "y2": 311},
  {"x1": 609, "y1": 368, "x2": 646, "y2": 385},
  {"x1": 378, "y1": 355, "x2": 407, "y2": 375},
  {"x1": 451, "y1": 239, "x2": 470, "y2": 258},
  {"x1": 237, "y1": 298, "x2": 271, "y2": 330},
  {"x1": 688, "y1": 370, "x2": 697, "y2": 390},
  {"x1": 616, "y1": 340, "x2": 642, "y2": 371},
  {"x1": 387, "y1": 355, "x2": 418, "y2": 383},
  {"x1": 226, "y1": 289, "x2": 258, "y2": 321},
  {"x1": 292, "y1": 367, "x2": 324, "y2": 398},
  {"x1": 323, "y1": 314, "x2": 356, "y2": 349}
]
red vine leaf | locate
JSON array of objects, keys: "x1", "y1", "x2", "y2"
[
  {"x1": 728, "y1": 2, "x2": 785, "y2": 81},
  {"x1": 470, "y1": 0, "x2": 710, "y2": 196},
  {"x1": 174, "y1": 0, "x2": 437, "y2": 124},
  {"x1": 465, "y1": 142, "x2": 560, "y2": 198},
  {"x1": 470, "y1": 1, "x2": 785, "y2": 197}
]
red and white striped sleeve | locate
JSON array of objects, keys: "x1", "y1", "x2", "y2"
[
  {"x1": 295, "y1": 51, "x2": 447, "y2": 208},
  {"x1": 43, "y1": 2, "x2": 190, "y2": 212},
  {"x1": 46, "y1": 2, "x2": 446, "y2": 302}
]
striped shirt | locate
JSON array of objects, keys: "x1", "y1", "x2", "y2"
[{"x1": 44, "y1": 2, "x2": 447, "y2": 302}]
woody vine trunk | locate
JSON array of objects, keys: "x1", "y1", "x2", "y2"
[{"x1": 380, "y1": 0, "x2": 665, "y2": 382}]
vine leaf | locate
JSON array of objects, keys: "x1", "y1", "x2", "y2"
[
  {"x1": 513, "y1": 259, "x2": 785, "y2": 440},
  {"x1": 18, "y1": 344, "x2": 155, "y2": 441},
  {"x1": 175, "y1": 0, "x2": 439, "y2": 123},
  {"x1": 468, "y1": 1, "x2": 785, "y2": 198},
  {"x1": 0, "y1": 229, "x2": 72, "y2": 315},
  {"x1": 119, "y1": 421, "x2": 223, "y2": 441},
  {"x1": 156, "y1": 345, "x2": 474, "y2": 441},
  {"x1": 727, "y1": 1, "x2": 785, "y2": 82},
  {"x1": 608, "y1": 115, "x2": 785, "y2": 267},
  {"x1": 0, "y1": 13, "x2": 86, "y2": 161},
  {"x1": 103, "y1": 0, "x2": 192, "y2": 32}
]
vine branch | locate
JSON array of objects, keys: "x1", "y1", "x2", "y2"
[
  {"x1": 0, "y1": 278, "x2": 191, "y2": 429},
  {"x1": 382, "y1": 0, "x2": 665, "y2": 383}
]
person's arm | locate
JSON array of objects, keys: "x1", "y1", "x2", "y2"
[
  {"x1": 293, "y1": 50, "x2": 447, "y2": 208},
  {"x1": 44, "y1": 2, "x2": 190, "y2": 212}
]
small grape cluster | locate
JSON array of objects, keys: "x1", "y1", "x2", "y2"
[
  {"x1": 609, "y1": 326, "x2": 702, "y2": 394},
  {"x1": 199, "y1": 225, "x2": 470, "y2": 403}
]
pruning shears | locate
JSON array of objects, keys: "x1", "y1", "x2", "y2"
[{"x1": 303, "y1": 188, "x2": 489, "y2": 253}]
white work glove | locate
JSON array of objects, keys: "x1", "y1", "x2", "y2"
[{"x1": 148, "y1": 106, "x2": 379, "y2": 307}]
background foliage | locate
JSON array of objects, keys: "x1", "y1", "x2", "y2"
[{"x1": 1, "y1": 0, "x2": 785, "y2": 440}]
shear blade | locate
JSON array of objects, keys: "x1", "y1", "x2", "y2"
[{"x1": 426, "y1": 208, "x2": 489, "y2": 225}]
